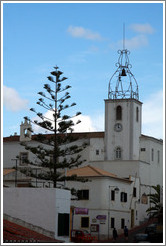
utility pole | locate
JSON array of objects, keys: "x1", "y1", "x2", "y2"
[{"x1": 11, "y1": 158, "x2": 19, "y2": 187}]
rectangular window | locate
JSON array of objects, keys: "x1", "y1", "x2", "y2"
[
  {"x1": 77, "y1": 190, "x2": 89, "y2": 200},
  {"x1": 111, "y1": 190, "x2": 115, "y2": 201},
  {"x1": 116, "y1": 147, "x2": 121, "y2": 159},
  {"x1": 157, "y1": 150, "x2": 160, "y2": 163},
  {"x1": 141, "y1": 148, "x2": 146, "y2": 151},
  {"x1": 20, "y1": 152, "x2": 28, "y2": 165},
  {"x1": 96, "y1": 149, "x2": 99, "y2": 155},
  {"x1": 81, "y1": 217, "x2": 89, "y2": 228},
  {"x1": 121, "y1": 192, "x2": 127, "y2": 202},
  {"x1": 151, "y1": 148, "x2": 154, "y2": 161},
  {"x1": 136, "y1": 107, "x2": 139, "y2": 122},
  {"x1": 133, "y1": 187, "x2": 136, "y2": 197},
  {"x1": 121, "y1": 218, "x2": 125, "y2": 229},
  {"x1": 58, "y1": 213, "x2": 69, "y2": 236},
  {"x1": 111, "y1": 217, "x2": 115, "y2": 228}
]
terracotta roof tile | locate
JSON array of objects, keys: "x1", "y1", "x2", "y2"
[
  {"x1": 3, "y1": 169, "x2": 15, "y2": 176},
  {"x1": 67, "y1": 165, "x2": 117, "y2": 178},
  {"x1": 3, "y1": 219, "x2": 63, "y2": 243},
  {"x1": 3, "y1": 132, "x2": 104, "y2": 142}
]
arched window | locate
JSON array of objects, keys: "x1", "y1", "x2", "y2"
[
  {"x1": 116, "y1": 106, "x2": 122, "y2": 120},
  {"x1": 115, "y1": 147, "x2": 122, "y2": 159},
  {"x1": 136, "y1": 107, "x2": 139, "y2": 122}
]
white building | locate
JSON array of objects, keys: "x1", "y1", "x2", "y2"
[
  {"x1": 3, "y1": 47, "x2": 163, "y2": 240},
  {"x1": 3, "y1": 188, "x2": 71, "y2": 242}
]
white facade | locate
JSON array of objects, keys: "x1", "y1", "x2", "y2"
[
  {"x1": 3, "y1": 188, "x2": 71, "y2": 242},
  {"x1": 66, "y1": 174, "x2": 141, "y2": 240},
  {"x1": 105, "y1": 99, "x2": 142, "y2": 161}
]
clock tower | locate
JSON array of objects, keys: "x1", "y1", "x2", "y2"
[{"x1": 105, "y1": 48, "x2": 142, "y2": 161}]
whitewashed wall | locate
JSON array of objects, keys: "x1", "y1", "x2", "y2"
[
  {"x1": 3, "y1": 188, "x2": 70, "y2": 242},
  {"x1": 89, "y1": 138, "x2": 104, "y2": 161},
  {"x1": 67, "y1": 177, "x2": 133, "y2": 240},
  {"x1": 104, "y1": 99, "x2": 142, "y2": 161}
]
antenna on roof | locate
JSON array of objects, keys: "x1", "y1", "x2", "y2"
[{"x1": 123, "y1": 23, "x2": 125, "y2": 50}]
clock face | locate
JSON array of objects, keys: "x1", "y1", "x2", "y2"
[{"x1": 114, "y1": 123, "x2": 122, "y2": 132}]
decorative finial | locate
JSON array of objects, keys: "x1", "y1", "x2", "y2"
[
  {"x1": 108, "y1": 25, "x2": 139, "y2": 100},
  {"x1": 123, "y1": 23, "x2": 125, "y2": 50}
]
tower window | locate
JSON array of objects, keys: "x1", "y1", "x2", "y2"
[
  {"x1": 116, "y1": 106, "x2": 122, "y2": 120},
  {"x1": 136, "y1": 107, "x2": 139, "y2": 122},
  {"x1": 151, "y1": 148, "x2": 154, "y2": 161},
  {"x1": 157, "y1": 150, "x2": 160, "y2": 163},
  {"x1": 115, "y1": 147, "x2": 122, "y2": 159}
]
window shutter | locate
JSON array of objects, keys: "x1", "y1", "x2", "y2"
[{"x1": 125, "y1": 193, "x2": 127, "y2": 202}]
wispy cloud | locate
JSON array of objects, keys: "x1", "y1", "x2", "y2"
[
  {"x1": 67, "y1": 25, "x2": 103, "y2": 41},
  {"x1": 142, "y1": 90, "x2": 163, "y2": 139},
  {"x1": 123, "y1": 35, "x2": 148, "y2": 49},
  {"x1": 130, "y1": 23, "x2": 155, "y2": 34},
  {"x1": 3, "y1": 85, "x2": 28, "y2": 112},
  {"x1": 68, "y1": 45, "x2": 99, "y2": 64},
  {"x1": 110, "y1": 35, "x2": 148, "y2": 50}
]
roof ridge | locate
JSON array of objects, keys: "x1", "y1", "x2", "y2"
[{"x1": 88, "y1": 165, "x2": 103, "y2": 176}]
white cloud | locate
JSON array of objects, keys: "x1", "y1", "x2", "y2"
[
  {"x1": 3, "y1": 85, "x2": 28, "y2": 112},
  {"x1": 67, "y1": 25, "x2": 103, "y2": 41},
  {"x1": 30, "y1": 89, "x2": 163, "y2": 140},
  {"x1": 110, "y1": 35, "x2": 148, "y2": 50},
  {"x1": 130, "y1": 23, "x2": 155, "y2": 34},
  {"x1": 142, "y1": 90, "x2": 163, "y2": 139},
  {"x1": 31, "y1": 109, "x2": 104, "y2": 134},
  {"x1": 124, "y1": 35, "x2": 148, "y2": 49}
]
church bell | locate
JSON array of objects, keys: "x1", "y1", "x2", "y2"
[{"x1": 121, "y1": 68, "x2": 127, "y2": 76}]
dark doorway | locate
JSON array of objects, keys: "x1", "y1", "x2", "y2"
[{"x1": 58, "y1": 213, "x2": 69, "y2": 236}]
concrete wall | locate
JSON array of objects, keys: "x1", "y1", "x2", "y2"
[{"x1": 3, "y1": 188, "x2": 70, "y2": 242}]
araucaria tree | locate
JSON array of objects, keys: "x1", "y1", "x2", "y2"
[{"x1": 21, "y1": 66, "x2": 87, "y2": 188}]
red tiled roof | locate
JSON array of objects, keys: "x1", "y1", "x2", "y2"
[
  {"x1": 3, "y1": 132, "x2": 104, "y2": 142},
  {"x1": 67, "y1": 165, "x2": 132, "y2": 183},
  {"x1": 3, "y1": 219, "x2": 63, "y2": 243},
  {"x1": 3, "y1": 169, "x2": 15, "y2": 176},
  {"x1": 3, "y1": 135, "x2": 20, "y2": 142},
  {"x1": 67, "y1": 165, "x2": 117, "y2": 178}
]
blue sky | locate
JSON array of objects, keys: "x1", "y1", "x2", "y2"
[{"x1": 2, "y1": 1, "x2": 164, "y2": 138}]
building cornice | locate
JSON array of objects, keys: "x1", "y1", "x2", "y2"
[{"x1": 105, "y1": 98, "x2": 143, "y2": 105}]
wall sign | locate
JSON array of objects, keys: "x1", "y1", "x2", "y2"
[
  {"x1": 96, "y1": 215, "x2": 107, "y2": 220},
  {"x1": 74, "y1": 207, "x2": 89, "y2": 214}
]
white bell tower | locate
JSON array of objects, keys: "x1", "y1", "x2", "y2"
[
  {"x1": 20, "y1": 118, "x2": 32, "y2": 142},
  {"x1": 105, "y1": 46, "x2": 142, "y2": 161}
]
